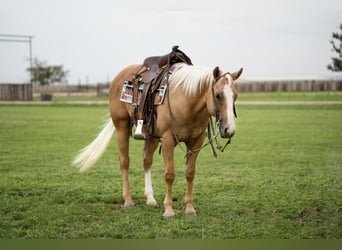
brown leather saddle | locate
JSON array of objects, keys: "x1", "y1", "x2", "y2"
[
  {"x1": 142, "y1": 45, "x2": 192, "y2": 84},
  {"x1": 130, "y1": 46, "x2": 192, "y2": 140}
]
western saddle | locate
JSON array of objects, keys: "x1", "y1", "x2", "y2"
[{"x1": 129, "y1": 46, "x2": 193, "y2": 140}]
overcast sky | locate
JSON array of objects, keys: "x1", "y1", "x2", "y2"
[{"x1": 1, "y1": 0, "x2": 341, "y2": 84}]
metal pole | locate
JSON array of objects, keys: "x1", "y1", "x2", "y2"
[
  {"x1": 28, "y1": 36, "x2": 33, "y2": 84},
  {"x1": 0, "y1": 34, "x2": 34, "y2": 83}
]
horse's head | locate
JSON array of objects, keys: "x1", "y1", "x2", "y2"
[{"x1": 210, "y1": 66, "x2": 243, "y2": 139}]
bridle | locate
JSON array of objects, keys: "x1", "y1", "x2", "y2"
[
  {"x1": 212, "y1": 72, "x2": 238, "y2": 121},
  {"x1": 208, "y1": 72, "x2": 238, "y2": 156}
]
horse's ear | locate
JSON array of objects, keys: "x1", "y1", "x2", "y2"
[
  {"x1": 213, "y1": 66, "x2": 221, "y2": 80},
  {"x1": 230, "y1": 67, "x2": 243, "y2": 81}
]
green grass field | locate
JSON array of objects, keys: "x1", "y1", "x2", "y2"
[{"x1": 0, "y1": 92, "x2": 341, "y2": 239}]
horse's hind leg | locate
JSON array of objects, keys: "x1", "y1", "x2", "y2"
[
  {"x1": 115, "y1": 120, "x2": 134, "y2": 208},
  {"x1": 143, "y1": 138, "x2": 159, "y2": 206}
]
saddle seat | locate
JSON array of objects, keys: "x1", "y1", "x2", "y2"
[{"x1": 142, "y1": 45, "x2": 192, "y2": 84}]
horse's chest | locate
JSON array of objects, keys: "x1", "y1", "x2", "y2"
[
  {"x1": 190, "y1": 127, "x2": 205, "y2": 138},
  {"x1": 177, "y1": 123, "x2": 206, "y2": 141}
]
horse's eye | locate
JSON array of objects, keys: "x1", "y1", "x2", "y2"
[{"x1": 215, "y1": 93, "x2": 223, "y2": 100}]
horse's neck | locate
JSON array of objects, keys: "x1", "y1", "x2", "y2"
[
  {"x1": 172, "y1": 83, "x2": 212, "y2": 118},
  {"x1": 169, "y1": 66, "x2": 215, "y2": 117}
]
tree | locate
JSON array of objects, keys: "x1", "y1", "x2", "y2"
[
  {"x1": 327, "y1": 24, "x2": 342, "y2": 72},
  {"x1": 27, "y1": 58, "x2": 69, "y2": 85}
]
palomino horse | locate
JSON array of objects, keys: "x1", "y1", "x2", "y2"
[{"x1": 73, "y1": 63, "x2": 243, "y2": 219}]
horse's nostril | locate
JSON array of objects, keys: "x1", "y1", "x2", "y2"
[
  {"x1": 220, "y1": 127, "x2": 230, "y2": 138},
  {"x1": 224, "y1": 127, "x2": 229, "y2": 135},
  {"x1": 222, "y1": 126, "x2": 235, "y2": 138}
]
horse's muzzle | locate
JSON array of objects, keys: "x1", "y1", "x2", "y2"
[{"x1": 220, "y1": 126, "x2": 235, "y2": 139}]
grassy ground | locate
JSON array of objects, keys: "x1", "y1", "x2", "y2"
[{"x1": 0, "y1": 92, "x2": 341, "y2": 239}]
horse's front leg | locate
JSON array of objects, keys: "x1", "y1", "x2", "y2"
[
  {"x1": 143, "y1": 138, "x2": 159, "y2": 206},
  {"x1": 161, "y1": 133, "x2": 176, "y2": 219},
  {"x1": 184, "y1": 132, "x2": 206, "y2": 216}
]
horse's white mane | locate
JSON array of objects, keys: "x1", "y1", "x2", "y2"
[{"x1": 170, "y1": 64, "x2": 214, "y2": 96}]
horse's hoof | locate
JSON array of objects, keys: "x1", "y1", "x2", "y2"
[
  {"x1": 185, "y1": 211, "x2": 197, "y2": 217},
  {"x1": 147, "y1": 200, "x2": 158, "y2": 206},
  {"x1": 124, "y1": 204, "x2": 135, "y2": 209},
  {"x1": 163, "y1": 207, "x2": 175, "y2": 220},
  {"x1": 163, "y1": 215, "x2": 175, "y2": 221},
  {"x1": 146, "y1": 197, "x2": 158, "y2": 206}
]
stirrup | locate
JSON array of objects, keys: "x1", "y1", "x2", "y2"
[{"x1": 134, "y1": 120, "x2": 145, "y2": 140}]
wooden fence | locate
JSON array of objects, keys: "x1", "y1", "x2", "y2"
[
  {"x1": 237, "y1": 80, "x2": 342, "y2": 92},
  {"x1": 1, "y1": 80, "x2": 340, "y2": 101},
  {"x1": 0, "y1": 84, "x2": 33, "y2": 101}
]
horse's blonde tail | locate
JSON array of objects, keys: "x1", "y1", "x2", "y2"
[{"x1": 72, "y1": 117, "x2": 115, "y2": 172}]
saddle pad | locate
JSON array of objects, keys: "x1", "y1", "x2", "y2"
[
  {"x1": 120, "y1": 63, "x2": 181, "y2": 105},
  {"x1": 120, "y1": 83, "x2": 143, "y2": 104}
]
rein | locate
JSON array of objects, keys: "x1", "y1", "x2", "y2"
[
  {"x1": 209, "y1": 116, "x2": 232, "y2": 153},
  {"x1": 171, "y1": 117, "x2": 229, "y2": 159},
  {"x1": 170, "y1": 111, "x2": 232, "y2": 161}
]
